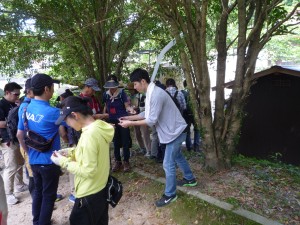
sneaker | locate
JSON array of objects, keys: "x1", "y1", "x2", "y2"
[
  {"x1": 6, "y1": 194, "x2": 19, "y2": 205},
  {"x1": 149, "y1": 155, "x2": 157, "y2": 160},
  {"x1": 68, "y1": 194, "x2": 76, "y2": 203},
  {"x1": 135, "y1": 149, "x2": 144, "y2": 156},
  {"x1": 144, "y1": 152, "x2": 151, "y2": 158},
  {"x1": 123, "y1": 161, "x2": 131, "y2": 172},
  {"x1": 55, "y1": 194, "x2": 63, "y2": 202},
  {"x1": 112, "y1": 161, "x2": 122, "y2": 172},
  {"x1": 177, "y1": 178, "x2": 197, "y2": 187},
  {"x1": 155, "y1": 194, "x2": 177, "y2": 207},
  {"x1": 139, "y1": 148, "x2": 146, "y2": 155},
  {"x1": 15, "y1": 184, "x2": 28, "y2": 193}
]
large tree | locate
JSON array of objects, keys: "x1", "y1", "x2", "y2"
[
  {"x1": 1, "y1": 0, "x2": 160, "y2": 85},
  {"x1": 141, "y1": 0, "x2": 300, "y2": 169}
]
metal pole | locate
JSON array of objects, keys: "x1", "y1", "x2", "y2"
[{"x1": 148, "y1": 53, "x2": 150, "y2": 70}]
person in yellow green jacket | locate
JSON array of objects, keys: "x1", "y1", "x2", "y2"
[{"x1": 51, "y1": 96, "x2": 114, "y2": 225}]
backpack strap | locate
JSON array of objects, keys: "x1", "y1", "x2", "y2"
[
  {"x1": 174, "y1": 91, "x2": 178, "y2": 99},
  {"x1": 23, "y1": 106, "x2": 58, "y2": 141},
  {"x1": 21, "y1": 100, "x2": 31, "y2": 133},
  {"x1": 166, "y1": 90, "x2": 178, "y2": 106},
  {"x1": 119, "y1": 89, "x2": 124, "y2": 105},
  {"x1": 105, "y1": 89, "x2": 124, "y2": 104},
  {"x1": 23, "y1": 106, "x2": 29, "y2": 134}
]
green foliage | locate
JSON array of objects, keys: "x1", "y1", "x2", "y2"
[
  {"x1": 49, "y1": 93, "x2": 58, "y2": 107},
  {"x1": 1, "y1": 0, "x2": 166, "y2": 84},
  {"x1": 265, "y1": 34, "x2": 300, "y2": 64},
  {"x1": 232, "y1": 154, "x2": 300, "y2": 184},
  {"x1": 225, "y1": 197, "x2": 240, "y2": 209},
  {"x1": 267, "y1": 6, "x2": 288, "y2": 28}
]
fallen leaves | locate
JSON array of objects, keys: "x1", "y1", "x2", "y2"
[{"x1": 130, "y1": 152, "x2": 300, "y2": 225}]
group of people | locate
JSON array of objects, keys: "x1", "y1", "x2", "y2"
[{"x1": 0, "y1": 68, "x2": 200, "y2": 225}]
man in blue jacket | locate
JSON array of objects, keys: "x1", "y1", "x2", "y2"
[{"x1": 18, "y1": 73, "x2": 61, "y2": 225}]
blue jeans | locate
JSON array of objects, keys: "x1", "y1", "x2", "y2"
[
  {"x1": 31, "y1": 164, "x2": 60, "y2": 225},
  {"x1": 163, "y1": 132, "x2": 195, "y2": 196},
  {"x1": 186, "y1": 126, "x2": 201, "y2": 151}
]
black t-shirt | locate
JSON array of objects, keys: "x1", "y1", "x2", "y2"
[{"x1": 0, "y1": 97, "x2": 17, "y2": 143}]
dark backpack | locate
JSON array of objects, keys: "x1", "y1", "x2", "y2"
[
  {"x1": 6, "y1": 99, "x2": 30, "y2": 143},
  {"x1": 106, "y1": 175, "x2": 123, "y2": 208},
  {"x1": 181, "y1": 90, "x2": 194, "y2": 123}
]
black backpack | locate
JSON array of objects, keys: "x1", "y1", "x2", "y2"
[
  {"x1": 106, "y1": 175, "x2": 123, "y2": 208},
  {"x1": 181, "y1": 90, "x2": 194, "y2": 123},
  {"x1": 6, "y1": 99, "x2": 30, "y2": 143}
]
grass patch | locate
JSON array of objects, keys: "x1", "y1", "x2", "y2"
[
  {"x1": 172, "y1": 193, "x2": 259, "y2": 225},
  {"x1": 225, "y1": 197, "x2": 240, "y2": 209},
  {"x1": 123, "y1": 150, "x2": 299, "y2": 224},
  {"x1": 118, "y1": 172, "x2": 261, "y2": 225},
  {"x1": 232, "y1": 154, "x2": 300, "y2": 184}
]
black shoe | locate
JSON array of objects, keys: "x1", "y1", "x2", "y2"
[
  {"x1": 155, "y1": 194, "x2": 177, "y2": 207},
  {"x1": 149, "y1": 155, "x2": 157, "y2": 160},
  {"x1": 177, "y1": 178, "x2": 197, "y2": 187}
]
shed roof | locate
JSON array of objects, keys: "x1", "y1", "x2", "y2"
[{"x1": 212, "y1": 65, "x2": 300, "y2": 90}]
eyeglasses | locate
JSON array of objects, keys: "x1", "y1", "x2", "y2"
[{"x1": 10, "y1": 92, "x2": 20, "y2": 96}]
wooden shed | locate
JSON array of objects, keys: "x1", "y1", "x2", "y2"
[{"x1": 233, "y1": 66, "x2": 300, "y2": 165}]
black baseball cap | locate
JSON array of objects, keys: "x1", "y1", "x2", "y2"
[
  {"x1": 55, "y1": 105, "x2": 86, "y2": 125},
  {"x1": 31, "y1": 73, "x2": 60, "y2": 89},
  {"x1": 24, "y1": 78, "x2": 32, "y2": 91}
]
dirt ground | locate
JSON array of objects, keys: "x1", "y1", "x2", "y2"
[
  {"x1": 1, "y1": 148, "x2": 300, "y2": 225},
  {"x1": 0, "y1": 155, "x2": 176, "y2": 225},
  {"x1": 3, "y1": 170, "x2": 177, "y2": 225}
]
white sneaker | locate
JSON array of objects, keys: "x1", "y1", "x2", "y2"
[
  {"x1": 15, "y1": 184, "x2": 28, "y2": 193},
  {"x1": 144, "y1": 152, "x2": 151, "y2": 157},
  {"x1": 6, "y1": 194, "x2": 19, "y2": 205}
]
